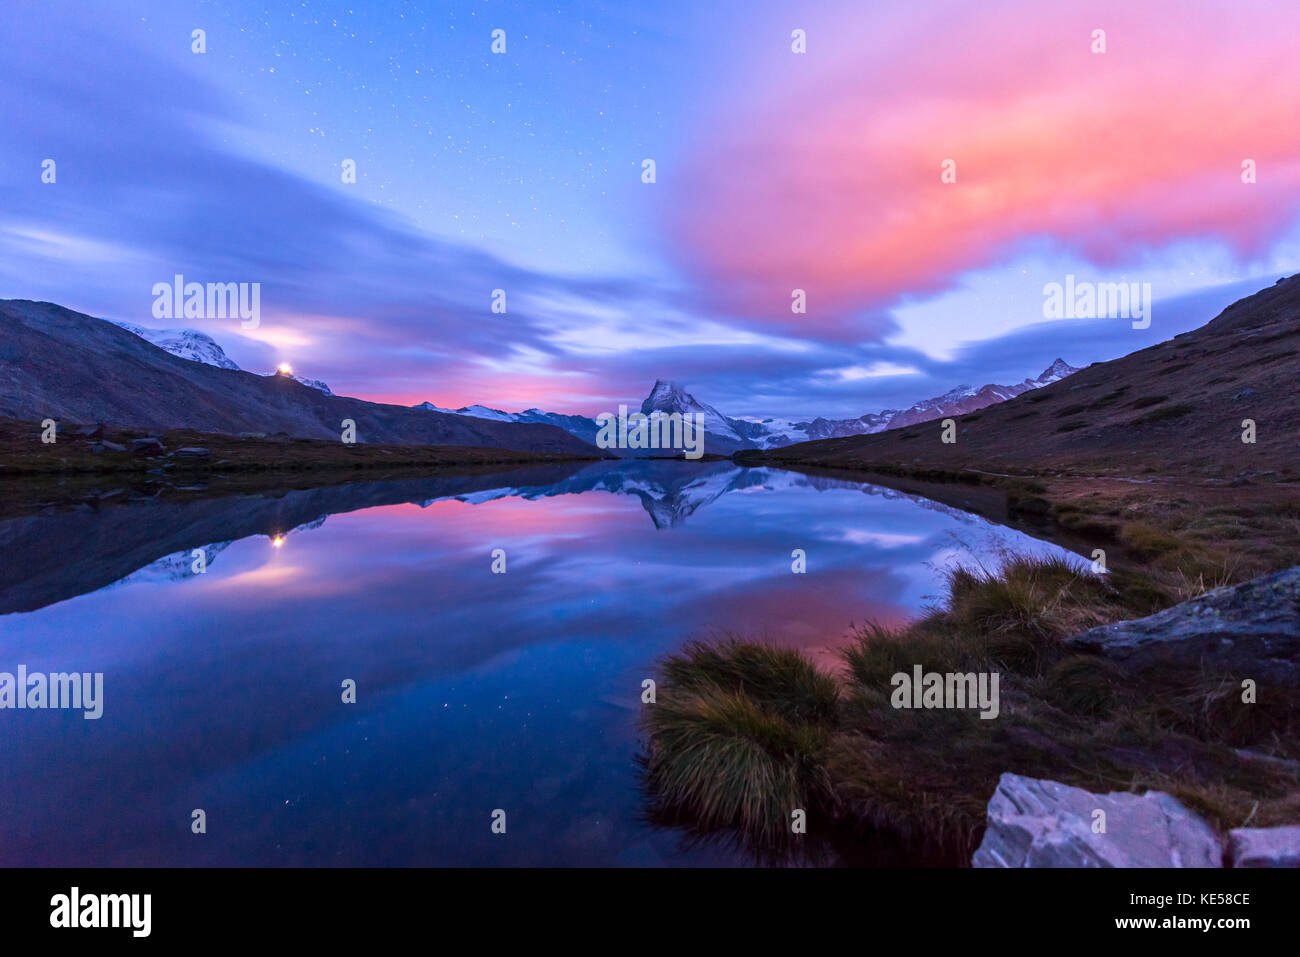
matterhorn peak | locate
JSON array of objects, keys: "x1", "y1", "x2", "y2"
[{"x1": 641, "y1": 379, "x2": 702, "y2": 414}]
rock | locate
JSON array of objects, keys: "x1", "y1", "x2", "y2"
[
  {"x1": 173, "y1": 447, "x2": 211, "y2": 459},
  {"x1": 1229, "y1": 826, "x2": 1300, "y2": 867},
  {"x1": 237, "y1": 432, "x2": 267, "y2": 439},
  {"x1": 100, "y1": 440, "x2": 126, "y2": 452},
  {"x1": 129, "y1": 437, "x2": 165, "y2": 455},
  {"x1": 1064, "y1": 566, "x2": 1300, "y2": 685},
  {"x1": 972, "y1": 773, "x2": 1222, "y2": 868},
  {"x1": 75, "y1": 423, "x2": 104, "y2": 438}
]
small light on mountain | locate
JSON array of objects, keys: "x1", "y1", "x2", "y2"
[
  {"x1": 277, "y1": 363, "x2": 293, "y2": 375},
  {"x1": 271, "y1": 534, "x2": 285, "y2": 548}
]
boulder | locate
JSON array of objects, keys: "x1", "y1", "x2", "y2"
[
  {"x1": 1229, "y1": 826, "x2": 1300, "y2": 867},
  {"x1": 1065, "y1": 566, "x2": 1300, "y2": 684},
  {"x1": 129, "y1": 437, "x2": 165, "y2": 456},
  {"x1": 972, "y1": 773, "x2": 1222, "y2": 868},
  {"x1": 173, "y1": 447, "x2": 211, "y2": 459},
  {"x1": 100, "y1": 440, "x2": 126, "y2": 452}
]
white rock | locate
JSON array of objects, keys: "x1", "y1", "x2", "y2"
[
  {"x1": 1229, "y1": 826, "x2": 1300, "y2": 867},
  {"x1": 972, "y1": 773, "x2": 1223, "y2": 868}
]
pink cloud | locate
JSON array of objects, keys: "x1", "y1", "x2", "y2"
[{"x1": 671, "y1": 0, "x2": 1300, "y2": 324}]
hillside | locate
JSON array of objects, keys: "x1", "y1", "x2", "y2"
[
  {"x1": 0, "y1": 300, "x2": 597, "y2": 455},
  {"x1": 741, "y1": 275, "x2": 1299, "y2": 482}
]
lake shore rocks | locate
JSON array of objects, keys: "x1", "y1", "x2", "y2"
[
  {"x1": 974, "y1": 774, "x2": 1300, "y2": 867},
  {"x1": 1064, "y1": 565, "x2": 1300, "y2": 685},
  {"x1": 979, "y1": 569, "x2": 1300, "y2": 866},
  {"x1": 1228, "y1": 826, "x2": 1300, "y2": 867},
  {"x1": 972, "y1": 773, "x2": 1222, "y2": 867}
]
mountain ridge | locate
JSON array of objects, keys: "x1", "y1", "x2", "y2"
[
  {"x1": 0, "y1": 299, "x2": 598, "y2": 455},
  {"x1": 740, "y1": 274, "x2": 1300, "y2": 479},
  {"x1": 412, "y1": 362, "x2": 1079, "y2": 453}
]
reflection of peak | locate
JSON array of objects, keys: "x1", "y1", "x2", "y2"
[{"x1": 112, "y1": 539, "x2": 234, "y2": 585}]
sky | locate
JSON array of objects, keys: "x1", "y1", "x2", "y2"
[{"x1": 2, "y1": 0, "x2": 1298, "y2": 419}]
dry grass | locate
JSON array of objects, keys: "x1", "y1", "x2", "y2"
[{"x1": 642, "y1": 554, "x2": 1300, "y2": 863}]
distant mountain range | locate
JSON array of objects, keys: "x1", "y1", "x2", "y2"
[
  {"x1": 0, "y1": 301, "x2": 1078, "y2": 459},
  {"x1": 97, "y1": 314, "x2": 1079, "y2": 452},
  {"x1": 747, "y1": 274, "x2": 1299, "y2": 479},
  {"x1": 412, "y1": 362, "x2": 1080, "y2": 454},
  {"x1": 0, "y1": 300, "x2": 596, "y2": 455}
]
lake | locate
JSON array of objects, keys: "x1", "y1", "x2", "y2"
[{"x1": 0, "y1": 460, "x2": 1087, "y2": 866}]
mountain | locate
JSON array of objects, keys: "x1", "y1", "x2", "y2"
[
  {"x1": 414, "y1": 401, "x2": 609, "y2": 449},
  {"x1": 110, "y1": 318, "x2": 334, "y2": 394},
  {"x1": 68, "y1": 306, "x2": 1076, "y2": 460},
  {"x1": 285, "y1": 372, "x2": 332, "y2": 395},
  {"x1": 110, "y1": 321, "x2": 240, "y2": 370},
  {"x1": 413, "y1": 362, "x2": 1080, "y2": 456},
  {"x1": 0, "y1": 300, "x2": 598, "y2": 455},
  {"x1": 416, "y1": 380, "x2": 758, "y2": 455},
  {"x1": 883, "y1": 358, "x2": 1079, "y2": 430},
  {"x1": 742, "y1": 275, "x2": 1300, "y2": 479},
  {"x1": 637, "y1": 379, "x2": 755, "y2": 454},
  {"x1": 668, "y1": 360, "x2": 1079, "y2": 450}
]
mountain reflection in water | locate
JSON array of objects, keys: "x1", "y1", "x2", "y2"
[{"x1": 0, "y1": 460, "x2": 1087, "y2": 865}]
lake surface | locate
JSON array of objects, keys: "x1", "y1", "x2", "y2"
[{"x1": 0, "y1": 460, "x2": 1087, "y2": 866}]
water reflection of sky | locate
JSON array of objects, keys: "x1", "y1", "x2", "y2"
[{"x1": 0, "y1": 464, "x2": 1085, "y2": 866}]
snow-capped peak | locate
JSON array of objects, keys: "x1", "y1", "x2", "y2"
[
  {"x1": 110, "y1": 318, "x2": 335, "y2": 395},
  {"x1": 110, "y1": 320, "x2": 240, "y2": 370},
  {"x1": 640, "y1": 379, "x2": 706, "y2": 414},
  {"x1": 288, "y1": 373, "x2": 333, "y2": 395},
  {"x1": 640, "y1": 380, "x2": 749, "y2": 446}
]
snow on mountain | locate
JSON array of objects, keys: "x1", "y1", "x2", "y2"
[
  {"x1": 110, "y1": 321, "x2": 240, "y2": 370},
  {"x1": 638, "y1": 379, "x2": 754, "y2": 451},
  {"x1": 412, "y1": 360, "x2": 1080, "y2": 455},
  {"x1": 414, "y1": 401, "x2": 606, "y2": 447},
  {"x1": 1035, "y1": 357, "x2": 1077, "y2": 384},
  {"x1": 109, "y1": 540, "x2": 234, "y2": 585},
  {"x1": 284, "y1": 373, "x2": 333, "y2": 395},
  {"x1": 736, "y1": 410, "x2": 901, "y2": 450},
  {"x1": 885, "y1": 359, "x2": 1080, "y2": 429},
  {"x1": 109, "y1": 319, "x2": 335, "y2": 394}
]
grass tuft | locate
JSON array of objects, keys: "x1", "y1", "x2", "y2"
[{"x1": 642, "y1": 639, "x2": 839, "y2": 849}]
